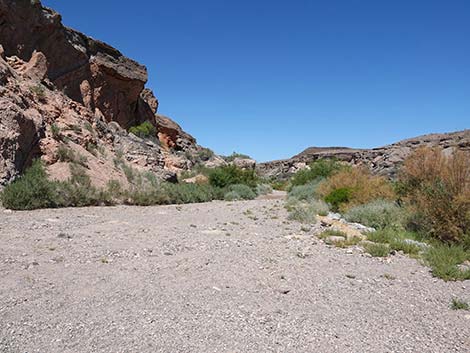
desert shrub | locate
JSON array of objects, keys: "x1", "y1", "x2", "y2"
[
  {"x1": 290, "y1": 159, "x2": 344, "y2": 188},
  {"x1": 271, "y1": 180, "x2": 290, "y2": 191},
  {"x1": 344, "y1": 200, "x2": 406, "y2": 229},
  {"x1": 288, "y1": 180, "x2": 322, "y2": 202},
  {"x1": 57, "y1": 164, "x2": 101, "y2": 207},
  {"x1": 225, "y1": 184, "x2": 256, "y2": 200},
  {"x1": 56, "y1": 145, "x2": 87, "y2": 167},
  {"x1": 287, "y1": 199, "x2": 329, "y2": 223},
  {"x1": 50, "y1": 124, "x2": 61, "y2": 140},
  {"x1": 0, "y1": 161, "x2": 60, "y2": 210},
  {"x1": 451, "y1": 298, "x2": 470, "y2": 310},
  {"x1": 224, "y1": 191, "x2": 242, "y2": 201},
  {"x1": 424, "y1": 243, "x2": 470, "y2": 281},
  {"x1": 164, "y1": 183, "x2": 223, "y2": 204},
  {"x1": 129, "y1": 121, "x2": 156, "y2": 139},
  {"x1": 223, "y1": 152, "x2": 252, "y2": 162},
  {"x1": 195, "y1": 148, "x2": 214, "y2": 162},
  {"x1": 366, "y1": 228, "x2": 425, "y2": 256},
  {"x1": 363, "y1": 243, "x2": 390, "y2": 257},
  {"x1": 399, "y1": 147, "x2": 470, "y2": 244},
  {"x1": 29, "y1": 84, "x2": 46, "y2": 100},
  {"x1": 318, "y1": 167, "x2": 395, "y2": 212},
  {"x1": 256, "y1": 183, "x2": 273, "y2": 196},
  {"x1": 208, "y1": 165, "x2": 258, "y2": 188}
]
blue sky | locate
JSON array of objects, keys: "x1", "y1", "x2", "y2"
[{"x1": 43, "y1": 0, "x2": 469, "y2": 162}]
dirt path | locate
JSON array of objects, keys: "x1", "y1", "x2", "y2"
[{"x1": 0, "y1": 198, "x2": 469, "y2": 353}]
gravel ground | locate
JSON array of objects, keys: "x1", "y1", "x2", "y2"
[{"x1": 1, "y1": 196, "x2": 469, "y2": 353}]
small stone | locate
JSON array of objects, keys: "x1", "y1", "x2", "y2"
[
  {"x1": 325, "y1": 236, "x2": 346, "y2": 245},
  {"x1": 163, "y1": 251, "x2": 173, "y2": 256}
]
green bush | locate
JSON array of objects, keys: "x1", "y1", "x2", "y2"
[
  {"x1": 0, "y1": 161, "x2": 59, "y2": 210},
  {"x1": 290, "y1": 159, "x2": 344, "y2": 187},
  {"x1": 129, "y1": 121, "x2": 156, "y2": 139},
  {"x1": 208, "y1": 165, "x2": 258, "y2": 188},
  {"x1": 324, "y1": 187, "x2": 353, "y2": 212},
  {"x1": 344, "y1": 200, "x2": 406, "y2": 229}
]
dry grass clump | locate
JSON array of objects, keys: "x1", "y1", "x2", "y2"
[
  {"x1": 399, "y1": 147, "x2": 470, "y2": 244},
  {"x1": 317, "y1": 167, "x2": 395, "y2": 212}
]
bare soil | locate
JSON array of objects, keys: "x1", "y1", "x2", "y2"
[{"x1": 1, "y1": 196, "x2": 469, "y2": 352}]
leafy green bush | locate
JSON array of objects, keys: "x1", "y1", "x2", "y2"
[
  {"x1": 0, "y1": 161, "x2": 59, "y2": 210},
  {"x1": 324, "y1": 187, "x2": 352, "y2": 212},
  {"x1": 208, "y1": 165, "x2": 258, "y2": 188},
  {"x1": 290, "y1": 159, "x2": 344, "y2": 187},
  {"x1": 344, "y1": 200, "x2": 406, "y2": 229},
  {"x1": 129, "y1": 121, "x2": 156, "y2": 139}
]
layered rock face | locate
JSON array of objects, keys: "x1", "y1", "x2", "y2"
[
  {"x1": 0, "y1": 0, "x2": 209, "y2": 187},
  {"x1": 0, "y1": 0, "x2": 148, "y2": 128},
  {"x1": 257, "y1": 130, "x2": 470, "y2": 179}
]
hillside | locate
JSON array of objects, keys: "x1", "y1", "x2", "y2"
[
  {"x1": 0, "y1": 0, "x2": 222, "y2": 188},
  {"x1": 257, "y1": 129, "x2": 470, "y2": 179}
]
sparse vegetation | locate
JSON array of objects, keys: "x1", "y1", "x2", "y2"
[
  {"x1": 363, "y1": 243, "x2": 390, "y2": 257},
  {"x1": 423, "y1": 244, "x2": 470, "y2": 281},
  {"x1": 450, "y1": 298, "x2": 469, "y2": 311},
  {"x1": 29, "y1": 84, "x2": 46, "y2": 100},
  {"x1": 195, "y1": 147, "x2": 214, "y2": 162},
  {"x1": 56, "y1": 145, "x2": 87, "y2": 166},
  {"x1": 50, "y1": 124, "x2": 61, "y2": 140},
  {"x1": 222, "y1": 152, "x2": 252, "y2": 162},
  {"x1": 287, "y1": 199, "x2": 329, "y2": 224},
  {"x1": 345, "y1": 200, "x2": 406, "y2": 230}
]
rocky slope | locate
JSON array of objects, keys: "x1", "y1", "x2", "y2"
[
  {"x1": 0, "y1": 0, "x2": 217, "y2": 187},
  {"x1": 257, "y1": 130, "x2": 470, "y2": 179}
]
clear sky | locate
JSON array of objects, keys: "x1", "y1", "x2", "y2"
[{"x1": 42, "y1": 0, "x2": 469, "y2": 162}]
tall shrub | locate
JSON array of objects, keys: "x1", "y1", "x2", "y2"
[{"x1": 399, "y1": 147, "x2": 470, "y2": 243}]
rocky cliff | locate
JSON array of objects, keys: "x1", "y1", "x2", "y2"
[
  {"x1": 0, "y1": 0, "x2": 212, "y2": 187},
  {"x1": 257, "y1": 130, "x2": 470, "y2": 179}
]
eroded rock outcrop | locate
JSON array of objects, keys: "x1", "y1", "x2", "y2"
[
  {"x1": 257, "y1": 130, "x2": 470, "y2": 179},
  {"x1": 0, "y1": 0, "x2": 208, "y2": 187},
  {"x1": 0, "y1": 0, "x2": 148, "y2": 128}
]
